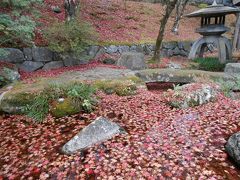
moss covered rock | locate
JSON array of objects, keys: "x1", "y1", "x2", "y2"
[
  {"x1": 0, "y1": 92, "x2": 34, "y2": 114},
  {"x1": 50, "y1": 98, "x2": 81, "y2": 118},
  {"x1": 93, "y1": 79, "x2": 138, "y2": 96}
]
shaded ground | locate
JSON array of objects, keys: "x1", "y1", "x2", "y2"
[{"x1": 1, "y1": 89, "x2": 240, "y2": 179}]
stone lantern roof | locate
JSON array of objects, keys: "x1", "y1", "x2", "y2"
[{"x1": 186, "y1": 4, "x2": 240, "y2": 17}]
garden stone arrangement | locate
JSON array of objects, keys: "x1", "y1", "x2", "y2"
[
  {"x1": 1, "y1": 0, "x2": 240, "y2": 179},
  {"x1": 0, "y1": 41, "x2": 192, "y2": 72}
]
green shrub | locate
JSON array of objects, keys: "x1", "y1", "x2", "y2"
[
  {"x1": 0, "y1": 0, "x2": 42, "y2": 47},
  {"x1": 94, "y1": 79, "x2": 137, "y2": 96},
  {"x1": 25, "y1": 93, "x2": 50, "y2": 122},
  {"x1": 194, "y1": 57, "x2": 226, "y2": 72},
  {"x1": 43, "y1": 19, "x2": 98, "y2": 54}
]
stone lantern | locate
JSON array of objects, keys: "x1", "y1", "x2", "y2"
[{"x1": 186, "y1": 0, "x2": 240, "y2": 63}]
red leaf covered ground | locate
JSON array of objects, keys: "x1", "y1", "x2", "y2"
[
  {"x1": 35, "y1": 0, "x2": 201, "y2": 46},
  {"x1": 1, "y1": 90, "x2": 240, "y2": 179}
]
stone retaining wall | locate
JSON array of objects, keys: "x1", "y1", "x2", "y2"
[{"x1": 0, "y1": 41, "x2": 193, "y2": 72}]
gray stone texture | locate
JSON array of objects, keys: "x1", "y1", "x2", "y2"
[
  {"x1": 224, "y1": 63, "x2": 240, "y2": 74},
  {"x1": 118, "y1": 46, "x2": 130, "y2": 53},
  {"x1": 87, "y1": 46, "x2": 100, "y2": 58},
  {"x1": 62, "y1": 117, "x2": 125, "y2": 154},
  {"x1": 0, "y1": 66, "x2": 20, "y2": 88},
  {"x1": 0, "y1": 48, "x2": 24, "y2": 63},
  {"x1": 117, "y1": 52, "x2": 146, "y2": 70},
  {"x1": 23, "y1": 48, "x2": 32, "y2": 61},
  {"x1": 32, "y1": 47, "x2": 53, "y2": 62},
  {"x1": 42, "y1": 61, "x2": 64, "y2": 70},
  {"x1": 106, "y1": 45, "x2": 118, "y2": 54},
  {"x1": 225, "y1": 132, "x2": 240, "y2": 166},
  {"x1": 177, "y1": 84, "x2": 217, "y2": 108},
  {"x1": 20, "y1": 61, "x2": 44, "y2": 72}
]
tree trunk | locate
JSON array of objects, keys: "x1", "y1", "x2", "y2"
[
  {"x1": 64, "y1": 0, "x2": 80, "y2": 21},
  {"x1": 172, "y1": 0, "x2": 189, "y2": 35},
  {"x1": 153, "y1": 0, "x2": 177, "y2": 62}
]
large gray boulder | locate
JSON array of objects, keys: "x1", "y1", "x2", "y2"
[
  {"x1": 117, "y1": 52, "x2": 146, "y2": 70},
  {"x1": 20, "y1": 61, "x2": 44, "y2": 72},
  {"x1": 224, "y1": 63, "x2": 240, "y2": 75},
  {"x1": 62, "y1": 117, "x2": 125, "y2": 154},
  {"x1": 32, "y1": 47, "x2": 53, "y2": 62},
  {"x1": 42, "y1": 61, "x2": 64, "y2": 70},
  {"x1": 0, "y1": 48, "x2": 24, "y2": 63},
  {"x1": 225, "y1": 132, "x2": 240, "y2": 166}
]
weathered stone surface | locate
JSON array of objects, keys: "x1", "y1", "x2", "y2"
[
  {"x1": 23, "y1": 48, "x2": 32, "y2": 61},
  {"x1": 224, "y1": 63, "x2": 240, "y2": 74},
  {"x1": 1, "y1": 67, "x2": 20, "y2": 82},
  {"x1": 58, "y1": 54, "x2": 89, "y2": 67},
  {"x1": 117, "y1": 52, "x2": 146, "y2": 70},
  {"x1": 118, "y1": 46, "x2": 130, "y2": 53},
  {"x1": 0, "y1": 91, "x2": 34, "y2": 114},
  {"x1": 0, "y1": 48, "x2": 24, "y2": 63},
  {"x1": 130, "y1": 45, "x2": 137, "y2": 52},
  {"x1": 135, "y1": 69, "x2": 233, "y2": 84},
  {"x1": 0, "y1": 67, "x2": 20, "y2": 88},
  {"x1": 62, "y1": 117, "x2": 125, "y2": 154},
  {"x1": 135, "y1": 45, "x2": 144, "y2": 53},
  {"x1": 225, "y1": 132, "x2": 240, "y2": 166},
  {"x1": 106, "y1": 45, "x2": 118, "y2": 54},
  {"x1": 32, "y1": 47, "x2": 53, "y2": 62},
  {"x1": 169, "y1": 83, "x2": 218, "y2": 108},
  {"x1": 20, "y1": 61, "x2": 44, "y2": 72},
  {"x1": 87, "y1": 46, "x2": 100, "y2": 58},
  {"x1": 42, "y1": 61, "x2": 64, "y2": 70}
]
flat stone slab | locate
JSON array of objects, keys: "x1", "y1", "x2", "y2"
[
  {"x1": 136, "y1": 68, "x2": 234, "y2": 83},
  {"x1": 62, "y1": 117, "x2": 125, "y2": 154}
]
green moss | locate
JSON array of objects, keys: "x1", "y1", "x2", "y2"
[
  {"x1": 50, "y1": 98, "x2": 80, "y2": 118},
  {"x1": 198, "y1": 3, "x2": 208, "y2": 9},
  {"x1": 93, "y1": 79, "x2": 137, "y2": 96}
]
